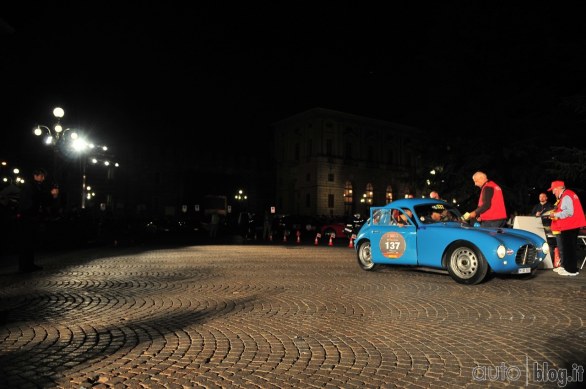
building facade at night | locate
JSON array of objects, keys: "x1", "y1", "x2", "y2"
[{"x1": 272, "y1": 108, "x2": 424, "y2": 218}]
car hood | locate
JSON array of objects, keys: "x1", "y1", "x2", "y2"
[{"x1": 442, "y1": 222, "x2": 544, "y2": 246}]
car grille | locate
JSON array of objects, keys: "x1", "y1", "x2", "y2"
[{"x1": 515, "y1": 244, "x2": 539, "y2": 266}]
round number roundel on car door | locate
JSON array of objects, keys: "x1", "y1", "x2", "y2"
[{"x1": 379, "y1": 232, "x2": 406, "y2": 258}]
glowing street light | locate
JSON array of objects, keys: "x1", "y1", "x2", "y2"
[
  {"x1": 33, "y1": 107, "x2": 78, "y2": 145},
  {"x1": 76, "y1": 139, "x2": 120, "y2": 209},
  {"x1": 235, "y1": 189, "x2": 247, "y2": 201},
  {"x1": 1, "y1": 162, "x2": 24, "y2": 186}
]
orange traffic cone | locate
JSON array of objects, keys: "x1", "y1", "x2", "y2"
[
  {"x1": 315, "y1": 233, "x2": 321, "y2": 245},
  {"x1": 283, "y1": 233, "x2": 287, "y2": 243},
  {"x1": 348, "y1": 236, "x2": 354, "y2": 248},
  {"x1": 296, "y1": 230, "x2": 301, "y2": 244},
  {"x1": 554, "y1": 247, "x2": 561, "y2": 268},
  {"x1": 328, "y1": 235, "x2": 334, "y2": 246}
]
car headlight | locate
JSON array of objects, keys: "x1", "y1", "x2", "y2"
[
  {"x1": 542, "y1": 242, "x2": 550, "y2": 255},
  {"x1": 497, "y1": 244, "x2": 506, "y2": 259}
]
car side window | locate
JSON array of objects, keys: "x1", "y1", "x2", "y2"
[
  {"x1": 390, "y1": 208, "x2": 413, "y2": 226},
  {"x1": 372, "y1": 209, "x2": 391, "y2": 225}
]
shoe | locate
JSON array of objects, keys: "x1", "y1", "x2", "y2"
[
  {"x1": 19, "y1": 264, "x2": 43, "y2": 273},
  {"x1": 553, "y1": 267, "x2": 563, "y2": 273},
  {"x1": 557, "y1": 268, "x2": 579, "y2": 276}
]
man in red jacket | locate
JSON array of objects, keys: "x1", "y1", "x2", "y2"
[
  {"x1": 466, "y1": 171, "x2": 507, "y2": 228},
  {"x1": 549, "y1": 180, "x2": 586, "y2": 276}
]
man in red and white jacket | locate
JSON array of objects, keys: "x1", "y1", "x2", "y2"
[
  {"x1": 466, "y1": 171, "x2": 507, "y2": 228},
  {"x1": 549, "y1": 180, "x2": 586, "y2": 276}
]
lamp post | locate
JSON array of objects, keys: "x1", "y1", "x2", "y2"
[
  {"x1": 33, "y1": 107, "x2": 78, "y2": 189},
  {"x1": 234, "y1": 189, "x2": 248, "y2": 213},
  {"x1": 73, "y1": 141, "x2": 119, "y2": 209},
  {"x1": 33, "y1": 107, "x2": 119, "y2": 211},
  {"x1": 234, "y1": 189, "x2": 247, "y2": 202},
  {"x1": 33, "y1": 107, "x2": 78, "y2": 146}
]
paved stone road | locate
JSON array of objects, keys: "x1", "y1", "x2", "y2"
[{"x1": 0, "y1": 242, "x2": 585, "y2": 388}]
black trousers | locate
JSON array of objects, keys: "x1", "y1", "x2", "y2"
[{"x1": 560, "y1": 228, "x2": 580, "y2": 273}]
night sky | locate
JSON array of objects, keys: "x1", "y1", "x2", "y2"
[{"x1": 2, "y1": 2, "x2": 585, "y2": 162}]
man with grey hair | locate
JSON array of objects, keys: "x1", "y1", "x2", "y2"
[{"x1": 465, "y1": 171, "x2": 507, "y2": 228}]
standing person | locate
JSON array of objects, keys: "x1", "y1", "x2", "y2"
[
  {"x1": 262, "y1": 210, "x2": 272, "y2": 241},
  {"x1": 531, "y1": 192, "x2": 555, "y2": 227},
  {"x1": 548, "y1": 180, "x2": 586, "y2": 276},
  {"x1": 0, "y1": 181, "x2": 21, "y2": 256},
  {"x1": 551, "y1": 199, "x2": 563, "y2": 270},
  {"x1": 16, "y1": 168, "x2": 54, "y2": 273},
  {"x1": 465, "y1": 171, "x2": 507, "y2": 228},
  {"x1": 209, "y1": 212, "x2": 220, "y2": 238}
]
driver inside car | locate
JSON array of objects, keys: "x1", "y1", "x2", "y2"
[{"x1": 421, "y1": 209, "x2": 443, "y2": 223}]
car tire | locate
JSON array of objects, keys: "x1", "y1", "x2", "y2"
[
  {"x1": 357, "y1": 240, "x2": 377, "y2": 271},
  {"x1": 446, "y1": 243, "x2": 488, "y2": 285}
]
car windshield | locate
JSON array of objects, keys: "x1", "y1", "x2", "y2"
[{"x1": 414, "y1": 203, "x2": 463, "y2": 224}]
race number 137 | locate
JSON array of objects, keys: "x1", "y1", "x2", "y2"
[{"x1": 379, "y1": 232, "x2": 406, "y2": 258}]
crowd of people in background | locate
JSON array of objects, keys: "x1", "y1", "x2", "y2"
[{"x1": 2, "y1": 167, "x2": 585, "y2": 276}]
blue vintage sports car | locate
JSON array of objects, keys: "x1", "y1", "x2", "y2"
[{"x1": 354, "y1": 198, "x2": 550, "y2": 285}]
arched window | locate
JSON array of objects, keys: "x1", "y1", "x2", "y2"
[
  {"x1": 385, "y1": 185, "x2": 393, "y2": 204},
  {"x1": 344, "y1": 181, "x2": 353, "y2": 217},
  {"x1": 343, "y1": 181, "x2": 353, "y2": 206},
  {"x1": 365, "y1": 183, "x2": 373, "y2": 205},
  {"x1": 360, "y1": 183, "x2": 374, "y2": 215}
]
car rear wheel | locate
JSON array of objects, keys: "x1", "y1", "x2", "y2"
[
  {"x1": 446, "y1": 243, "x2": 488, "y2": 285},
  {"x1": 357, "y1": 240, "x2": 377, "y2": 271}
]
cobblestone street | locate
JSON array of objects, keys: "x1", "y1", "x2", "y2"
[{"x1": 1, "y1": 242, "x2": 585, "y2": 388}]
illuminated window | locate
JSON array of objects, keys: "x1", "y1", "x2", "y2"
[
  {"x1": 386, "y1": 185, "x2": 393, "y2": 204},
  {"x1": 365, "y1": 183, "x2": 374, "y2": 204},
  {"x1": 344, "y1": 181, "x2": 353, "y2": 205}
]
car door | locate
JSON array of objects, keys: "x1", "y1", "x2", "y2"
[{"x1": 369, "y1": 207, "x2": 418, "y2": 265}]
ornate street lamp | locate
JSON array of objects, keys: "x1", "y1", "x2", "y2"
[
  {"x1": 33, "y1": 107, "x2": 79, "y2": 192},
  {"x1": 33, "y1": 107, "x2": 78, "y2": 145},
  {"x1": 234, "y1": 189, "x2": 248, "y2": 213},
  {"x1": 33, "y1": 107, "x2": 119, "y2": 210},
  {"x1": 234, "y1": 189, "x2": 247, "y2": 201}
]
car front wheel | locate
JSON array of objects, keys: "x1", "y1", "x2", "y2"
[
  {"x1": 357, "y1": 240, "x2": 377, "y2": 271},
  {"x1": 446, "y1": 243, "x2": 488, "y2": 285}
]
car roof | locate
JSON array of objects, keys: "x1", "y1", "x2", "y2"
[{"x1": 380, "y1": 198, "x2": 448, "y2": 210}]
